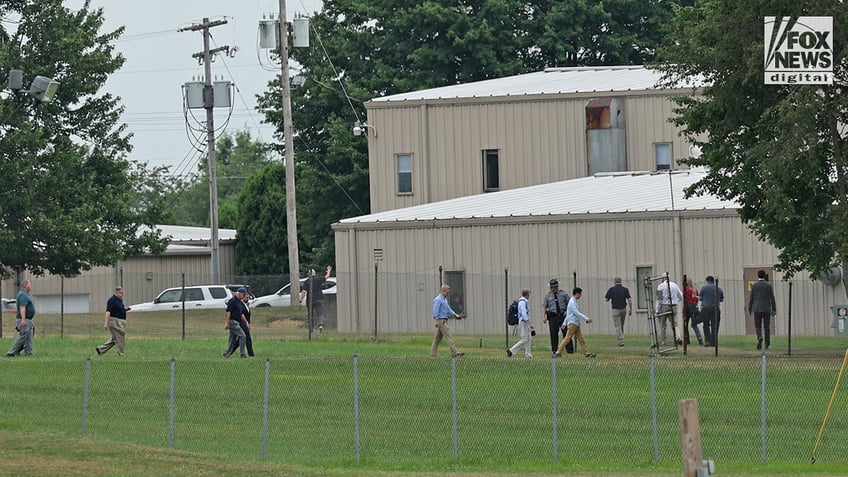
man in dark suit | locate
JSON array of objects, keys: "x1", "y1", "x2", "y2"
[{"x1": 748, "y1": 270, "x2": 776, "y2": 350}]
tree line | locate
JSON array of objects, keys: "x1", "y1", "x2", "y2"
[{"x1": 5, "y1": 0, "x2": 848, "y2": 296}]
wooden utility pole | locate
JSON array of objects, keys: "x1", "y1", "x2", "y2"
[
  {"x1": 278, "y1": 0, "x2": 300, "y2": 299},
  {"x1": 179, "y1": 18, "x2": 230, "y2": 284}
]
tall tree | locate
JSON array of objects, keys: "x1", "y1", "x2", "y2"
[
  {"x1": 656, "y1": 1, "x2": 848, "y2": 287},
  {"x1": 254, "y1": 0, "x2": 687, "y2": 274},
  {"x1": 0, "y1": 0, "x2": 168, "y2": 276},
  {"x1": 166, "y1": 130, "x2": 271, "y2": 229}
]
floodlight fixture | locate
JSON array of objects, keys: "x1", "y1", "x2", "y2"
[
  {"x1": 6, "y1": 70, "x2": 59, "y2": 103},
  {"x1": 353, "y1": 120, "x2": 377, "y2": 137},
  {"x1": 28, "y1": 75, "x2": 60, "y2": 103}
]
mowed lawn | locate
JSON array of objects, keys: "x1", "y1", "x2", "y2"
[{"x1": 2, "y1": 309, "x2": 848, "y2": 476}]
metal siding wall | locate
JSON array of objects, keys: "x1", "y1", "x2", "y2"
[
  {"x1": 338, "y1": 209, "x2": 848, "y2": 338},
  {"x1": 626, "y1": 96, "x2": 694, "y2": 171},
  {"x1": 0, "y1": 244, "x2": 239, "y2": 313},
  {"x1": 368, "y1": 97, "x2": 617, "y2": 212}
]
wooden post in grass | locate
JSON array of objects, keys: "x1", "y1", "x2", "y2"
[{"x1": 678, "y1": 398, "x2": 703, "y2": 476}]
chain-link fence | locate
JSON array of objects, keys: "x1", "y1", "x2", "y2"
[{"x1": 7, "y1": 353, "x2": 848, "y2": 468}]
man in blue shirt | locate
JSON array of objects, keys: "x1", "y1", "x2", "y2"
[
  {"x1": 6, "y1": 279, "x2": 35, "y2": 357},
  {"x1": 700, "y1": 276, "x2": 724, "y2": 347},
  {"x1": 430, "y1": 284, "x2": 464, "y2": 358},
  {"x1": 223, "y1": 288, "x2": 250, "y2": 358},
  {"x1": 96, "y1": 287, "x2": 131, "y2": 356},
  {"x1": 554, "y1": 287, "x2": 597, "y2": 358}
]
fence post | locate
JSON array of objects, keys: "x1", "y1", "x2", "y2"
[
  {"x1": 678, "y1": 399, "x2": 704, "y2": 476},
  {"x1": 761, "y1": 353, "x2": 767, "y2": 464},
  {"x1": 551, "y1": 356, "x2": 558, "y2": 463},
  {"x1": 651, "y1": 354, "x2": 659, "y2": 463},
  {"x1": 81, "y1": 357, "x2": 91, "y2": 436},
  {"x1": 262, "y1": 357, "x2": 270, "y2": 459},
  {"x1": 451, "y1": 355, "x2": 458, "y2": 460},
  {"x1": 353, "y1": 353, "x2": 361, "y2": 462},
  {"x1": 169, "y1": 356, "x2": 175, "y2": 448}
]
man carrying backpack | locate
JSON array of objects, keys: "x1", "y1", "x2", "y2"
[{"x1": 507, "y1": 289, "x2": 534, "y2": 358}]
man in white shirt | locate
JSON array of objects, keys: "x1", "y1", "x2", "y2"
[
  {"x1": 655, "y1": 274, "x2": 683, "y2": 346},
  {"x1": 507, "y1": 289, "x2": 534, "y2": 358}
]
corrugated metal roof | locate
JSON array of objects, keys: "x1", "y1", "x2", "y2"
[
  {"x1": 338, "y1": 170, "x2": 738, "y2": 224},
  {"x1": 370, "y1": 66, "x2": 703, "y2": 103},
  {"x1": 156, "y1": 225, "x2": 237, "y2": 242}
]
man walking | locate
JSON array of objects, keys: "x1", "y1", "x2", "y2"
[
  {"x1": 300, "y1": 265, "x2": 332, "y2": 332},
  {"x1": 748, "y1": 270, "x2": 776, "y2": 350},
  {"x1": 604, "y1": 277, "x2": 632, "y2": 346},
  {"x1": 96, "y1": 287, "x2": 131, "y2": 356},
  {"x1": 223, "y1": 288, "x2": 250, "y2": 358},
  {"x1": 430, "y1": 284, "x2": 464, "y2": 358},
  {"x1": 542, "y1": 279, "x2": 572, "y2": 354},
  {"x1": 225, "y1": 292, "x2": 255, "y2": 357},
  {"x1": 655, "y1": 274, "x2": 683, "y2": 346},
  {"x1": 507, "y1": 289, "x2": 534, "y2": 358},
  {"x1": 700, "y1": 276, "x2": 724, "y2": 347},
  {"x1": 554, "y1": 287, "x2": 596, "y2": 358},
  {"x1": 6, "y1": 279, "x2": 35, "y2": 357}
]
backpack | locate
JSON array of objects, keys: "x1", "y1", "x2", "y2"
[{"x1": 507, "y1": 300, "x2": 520, "y2": 326}]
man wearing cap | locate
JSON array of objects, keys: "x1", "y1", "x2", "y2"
[
  {"x1": 225, "y1": 290, "x2": 255, "y2": 357},
  {"x1": 542, "y1": 279, "x2": 572, "y2": 354},
  {"x1": 96, "y1": 287, "x2": 131, "y2": 356},
  {"x1": 604, "y1": 277, "x2": 632, "y2": 347},
  {"x1": 223, "y1": 287, "x2": 250, "y2": 358}
]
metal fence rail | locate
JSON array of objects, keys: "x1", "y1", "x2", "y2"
[{"x1": 10, "y1": 354, "x2": 848, "y2": 468}]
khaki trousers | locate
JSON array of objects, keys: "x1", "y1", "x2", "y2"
[
  {"x1": 556, "y1": 324, "x2": 591, "y2": 356},
  {"x1": 430, "y1": 319, "x2": 458, "y2": 357},
  {"x1": 97, "y1": 317, "x2": 126, "y2": 356}
]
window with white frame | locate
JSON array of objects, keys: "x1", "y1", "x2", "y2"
[
  {"x1": 396, "y1": 153, "x2": 412, "y2": 194},
  {"x1": 482, "y1": 149, "x2": 499, "y2": 191},
  {"x1": 636, "y1": 266, "x2": 655, "y2": 310},
  {"x1": 655, "y1": 143, "x2": 672, "y2": 170}
]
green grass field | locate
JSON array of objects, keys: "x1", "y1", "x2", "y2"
[{"x1": 2, "y1": 309, "x2": 848, "y2": 476}]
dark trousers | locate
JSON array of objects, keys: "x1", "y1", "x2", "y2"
[
  {"x1": 701, "y1": 305, "x2": 721, "y2": 345},
  {"x1": 547, "y1": 312, "x2": 573, "y2": 353},
  {"x1": 754, "y1": 312, "x2": 771, "y2": 346},
  {"x1": 226, "y1": 319, "x2": 253, "y2": 356},
  {"x1": 684, "y1": 303, "x2": 702, "y2": 343}
]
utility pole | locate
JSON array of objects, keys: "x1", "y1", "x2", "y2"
[
  {"x1": 179, "y1": 18, "x2": 230, "y2": 284},
  {"x1": 278, "y1": 0, "x2": 300, "y2": 300}
]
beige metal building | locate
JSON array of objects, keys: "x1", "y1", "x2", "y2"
[
  {"x1": 334, "y1": 171, "x2": 845, "y2": 338},
  {"x1": 362, "y1": 65, "x2": 704, "y2": 213},
  {"x1": 1, "y1": 225, "x2": 238, "y2": 313}
]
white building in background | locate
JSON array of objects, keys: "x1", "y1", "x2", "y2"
[
  {"x1": 334, "y1": 169, "x2": 843, "y2": 339},
  {"x1": 1, "y1": 225, "x2": 238, "y2": 313},
  {"x1": 334, "y1": 65, "x2": 843, "y2": 339},
  {"x1": 361, "y1": 65, "x2": 704, "y2": 214}
]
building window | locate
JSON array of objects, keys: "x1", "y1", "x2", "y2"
[
  {"x1": 655, "y1": 143, "x2": 672, "y2": 170},
  {"x1": 444, "y1": 270, "x2": 466, "y2": 316},
  {"x1": 635, "y1": 266, "x2": 655, "y2": 310},
  {"x1": 396, "y1": 154, "x2": 412, "y2": 194},
  {"x1": 482, "y1": 149, "x2": 499, "y2": 191}
]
